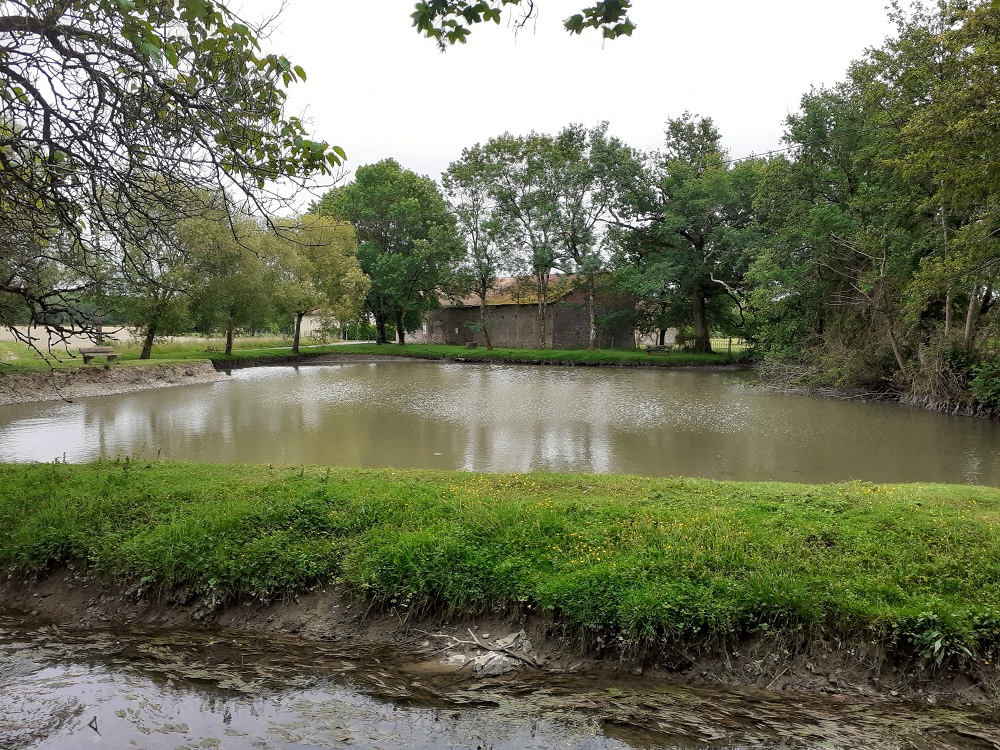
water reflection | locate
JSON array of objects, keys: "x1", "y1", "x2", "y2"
[{"x1": 1, "y1": 361, "x2": 999, "y2": 485}]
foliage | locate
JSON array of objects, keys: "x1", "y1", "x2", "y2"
[
  {"x1": 312, "y1": 159, "x2": 461, "y2": 345},
  {"x1": 3, "y1": 461, "x2": 1000, "y2": 664},
  {"x1": 610, "y1": 114, "x2": 761, "y2": 353},
  {"x1": 410, "y1": 1, "x2": 634, "y2": 46},
  {"x1": 0, "y1": 0, "x2": 342, "y2": 352},
  {"x1": 263, "y1": 217, "x2": 369, "y2": 354},
  {"x1": 743, "y1": 1, "x2": 1000, "y2": 405}
]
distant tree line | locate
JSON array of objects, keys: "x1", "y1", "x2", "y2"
[
  {"x1": 311, "y1": 1, "x2": 1000, "y2": 410},
  {"x1": 6, "y1": 0, "x2": 998, "y2": 411}
]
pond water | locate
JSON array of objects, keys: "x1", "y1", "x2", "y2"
[
  {"x1": 2, "y1": 618, "x2": 996, "y2": 750},
  {"x1": 2, "y1": 360, "x2": 999, "y2": 485}
]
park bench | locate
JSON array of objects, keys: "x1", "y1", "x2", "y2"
[
  {"x1": 645, "y1": 344, "x2": 673, "y2": 355},
  {"x1": 79, "y1": 346, "x2": 120, "y2": 364}
]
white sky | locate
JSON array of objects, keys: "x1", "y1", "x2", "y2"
[{"x1": 238, "y1": 0, "x2": 895, "y2": 185}]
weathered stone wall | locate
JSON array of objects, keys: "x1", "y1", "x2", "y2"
[{"x1": 413, "y1": 302, "x2": 636, "y2": 349}]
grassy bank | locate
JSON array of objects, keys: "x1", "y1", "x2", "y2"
[
  {"x1": 1, "y1": 339, "x2": 746, "y2": 375},
  {"x1": 312, "y1": 343, "x2": 744, "y2": 367},
  {"x1": 2, "y1": 462, "x2": 999, "y2": 664}
]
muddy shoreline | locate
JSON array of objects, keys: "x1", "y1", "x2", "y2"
[
  {"x1": 2, "y1": 571, "x2": 995, "y2": 711},
  {"x1": 0, "y1": 361, "x2": 226, "y2": 405}
]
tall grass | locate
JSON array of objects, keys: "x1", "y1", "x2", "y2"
[{"x1": 2, "y1": 462, "x2": 999, "y2": 661}]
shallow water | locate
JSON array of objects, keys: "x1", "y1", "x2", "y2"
[
  {"x1": 2, "y1": 618, "x2": 998, "y2": 750},
  {"x1": 2, "y1": 361, "x2": 999, "y2": 485}
]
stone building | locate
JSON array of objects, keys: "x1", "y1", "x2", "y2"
[{"x1": 410, "y1": 276, "x2": 637, "y2": 349}]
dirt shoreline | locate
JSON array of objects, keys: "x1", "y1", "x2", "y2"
[
  {"x1": 0, "y1": 361, "x2": 227, "y2": 405},
  {"x1": 1, "y1": 571, "x2": 995, "y2": 710}
]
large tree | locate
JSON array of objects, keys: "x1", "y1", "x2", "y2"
[
  {"x1": 316, "y1": 160, "x2": 461, "y2": 345},
  {"x1": 266, "y1": 217, "x2": 370, "y2": 354},
  {"x1": 442, "y1": 148, "x2": 517, "y2": 350},
  {"x1": 0, "y1": 0, "x2": 343, "y2": 353},
  {"x1": 613, "y1": 115, "x2": 760, "y2": 353}
]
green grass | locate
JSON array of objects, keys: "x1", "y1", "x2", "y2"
[
  {"x1": 1, "y1": 338, "x2": 747, "y2": 375},
  {"x1": 2, "y1": 461, "x2": 999, "y2": 662},
  {"x1": 321, "y1": 343, "x2": 743, "y2": 367}
]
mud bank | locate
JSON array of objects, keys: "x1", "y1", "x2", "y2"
[
  {"x1": 0, "y1": 361, "x2": 227, "y2": 405},
  {"x1": 2, "y1": 572, "x2": 995, "y2": 710}
]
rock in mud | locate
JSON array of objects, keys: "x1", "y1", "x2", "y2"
[{"x1": 473, "y1": 653, "x2": 521, "y2": 676}]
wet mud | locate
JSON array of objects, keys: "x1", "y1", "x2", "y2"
[{"x1": 3, "y1": 617, "x2": 1000, "y2": 750}]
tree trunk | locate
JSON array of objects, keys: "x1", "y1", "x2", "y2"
[
  {"x1": 964, "y1": 284, "x2": 980, "y2": 353},
  {"x1": 886, "y1": 317, "x2": 908, "y2": 376},
  {"x1": 658, "y1": 328, "x2": 666, "y2": 347},
  {"x1": 225, "y1": 314, "x2": 235, "y2": 356},
  {"x1": 375, "y1": 315, "x2": 387, "y2": 345},
  {"x1": 536, "y1": 270, "x2": 547, "y2": 349},
  {"x1": 587, "y1": 272, "x2": 597, "y2": 350},
  {"x1": 692, "y1": 292, "x2": 712, "y2": 353},
  {"x1": 479, "y1": 286, "x2": 492, "y2": 350},
  {"x1": 139, "y1": 320, "x2": 157, "y2": 360},
  {"x1": 395, "y1": 309, "x2": 406, "y2": 346},
  {"x1": 292, "y1": 311, "x2": 304, "y2": 354},
  {"x1": 945, "y1": 289, "x2": 953, "y2": 336}
]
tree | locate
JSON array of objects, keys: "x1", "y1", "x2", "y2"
[
  {"x1": 315, "y1": 160, "x2": 461, "y2": 345},
  {"x1": 474, "y1": 133, "x2": 562, "y2": 348},
  {"x1": 266, "y1": 217, "x2": 370, "y2": 354},
  {"x1": 896, "y1": 1, "x2": 1000, "y2": 355},
  {"x1": 114, "y1": 228, "x2": 192, "y2": 360},
  {"x1": 747, "y1": 2, "x2": 997, "y2": 395},
  {"x1": 613, "y1": 115, "x2": 760, "y2": 353},
  {"x1": 182, "y1": 215, "x2": 276, "y2": 356},
  {"x1": 0, "y1": 0, "x2": 343, "y2": 353},
  {"x1": 411, "y1": 1, "x2": 634, "y2": 46},
  {"x1": 443, "y1": 148, "x2": 517, "y2": 350},
  {"x1": 544, "y1": 123, "x2": 633, "y2": 349}
]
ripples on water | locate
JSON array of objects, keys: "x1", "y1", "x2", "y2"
[{"x1": 1, "y1": 361, "x2": 998, "y2": 485}]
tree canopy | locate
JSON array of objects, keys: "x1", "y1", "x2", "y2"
[
  {"x1": 0, "y1": 0, "x2": 343, "y2": 350},
  {"x1": 314, "y1": 159, "x2": 461, "y2": 345}
]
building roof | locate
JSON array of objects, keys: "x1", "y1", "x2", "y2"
[{"x1": 442, "y1": 275, "x2": 580, "y2": 308}]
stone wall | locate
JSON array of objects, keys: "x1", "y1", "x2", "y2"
[{"x1": 413, "y1": 302, "x2": 636, "y2": 349}]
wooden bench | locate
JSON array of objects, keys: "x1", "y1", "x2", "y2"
[
  {"x1": 645, "y1": 345, "x2": 673, "y2": 355},
  {"x1": 79, "y1": 346, "x2": 120, "y2": 364}
]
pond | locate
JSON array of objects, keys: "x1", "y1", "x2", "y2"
[{"x1": 1, "y1": 360, "x2": 998, "y2": 485}]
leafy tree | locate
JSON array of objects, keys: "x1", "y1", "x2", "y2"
[
  {"x1": 411, "y1": 1, "x2": 634, "y2": 46},
  {"x1": 266, "y1": 217, "x2": 370, "y2": 354},
  {"x1": 182, "y1": 215, "x2": 277, "y2": 356},
  {"x1": 748, "y1": 1, "x2": 1000, "y2": 401},
  {"x1": 442, "y1": 148, "x2": 517, "y2": 349},
  {"x1": 0, "y1": 0, "x2": 343, "y2": 352},
  {"x1": 473, "y1": 132, "x2": 562, "y2": 348},
  {"x1": 613, "y1": 115, "x2": 760, "y2": 353},
  {"x1": 115, "y1": 231, "x2": 192, "y2": 360},
  {"x1": 315, "y1": 160, "x2": 461, "y2": 345},
  {"x1": 896, "y1": 1, "x2": 1000, "y2": 354},
  {"x1": 544, "y1": 123, "x2": 634, "y2": 349}
]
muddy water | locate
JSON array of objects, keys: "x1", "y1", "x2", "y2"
[
  {"x1": 2, "y1": 618, "x2": 999, "y2": 750},
  {"x1": 2, "y1": 361, "x2": 999, "y2": 485}
]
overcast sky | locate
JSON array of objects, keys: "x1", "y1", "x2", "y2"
[{"x1": 237, "y1": 0, "x2": 896, "y2": 188}]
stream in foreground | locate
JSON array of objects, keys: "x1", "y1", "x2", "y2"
[{"x1": 2, "y1": 618, "x2": 999, "y2": 750}]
